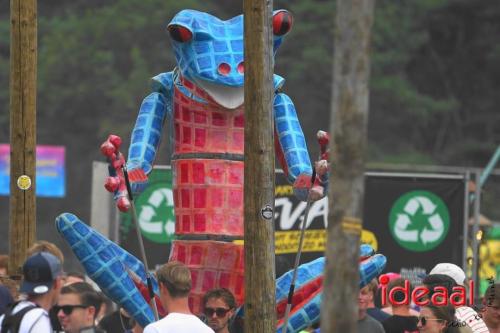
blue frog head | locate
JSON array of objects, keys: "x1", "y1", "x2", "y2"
[{"x1": 167, "y1": 9, "x2": 293, "y2": 88}]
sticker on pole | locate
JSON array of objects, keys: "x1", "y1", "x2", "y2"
[
  {"x1": 17, "y1": 175, "x2": 32, "y2": 190},
  {"x1": 389, "y1": 191, "x2": 450, "y2": 252},
  {"x1": 135, "y1": 183, "x2": 175, "y2": 244}
]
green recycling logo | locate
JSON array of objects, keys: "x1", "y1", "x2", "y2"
[
  {"x1": 135, "y1": 182, "x2": 176, "y2": 244},
  {"x1": 389, "y1": 191, "x2": 450, "y2": 252}
]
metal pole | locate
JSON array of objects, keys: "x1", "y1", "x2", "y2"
[
  {"x1": 471, "y1": 171, "x2": 481, "y2": 299},
  {"x1": 282, "y1": 178, "x2": 315, "y2": 333},
  {"x1": 122, "y1": 167, "x2": 159, "y2": 321},
  {"x1": 479, "y1": 145, "x2": 500, "y2": 188},
  {"x1": 462, "y1": 171, "x2": 470, "y2": 273}
]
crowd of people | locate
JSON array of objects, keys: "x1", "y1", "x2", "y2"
[
  {"x1": 0, "y1": 241, "x2": 498, "y2": 333},
  {"x1": 298, "y1": 264, "x2": 499, "y2": 333},
  {"x1": 0, "y1": 241, "x2": 238, "y2": 333}
]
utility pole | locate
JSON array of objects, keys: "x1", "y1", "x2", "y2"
[
  {"x1": 9, "y1": 0, "x2": 37, "y2": 276},
  {"x1": 321, "y1": 1, "x2": 375, "y2": 332},
  {"x1": 243, "y1": 0, "x2": 276, "y2": 332}
]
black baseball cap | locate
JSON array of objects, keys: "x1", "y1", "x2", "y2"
[{"x1": 20, "y1": 252, "x2": 63, "y2": 295}]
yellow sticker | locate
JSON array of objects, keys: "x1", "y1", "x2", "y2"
[
  {"x1": 341, "y1": 216, "x2": 362, "y2": 235},
  {"x1": 17, "y1": 175, "x2": 32, "y2": 190}
]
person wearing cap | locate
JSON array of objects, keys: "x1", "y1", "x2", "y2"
[
  {"x1": 143, "y1": 261, "x2": 214, "y2": 333},
  {"x1": 0, "y1": 251, "x2": 63, "y2": 332},
  {"x1": 424, "y1": 263, "x2": 489, "y2": 333}
]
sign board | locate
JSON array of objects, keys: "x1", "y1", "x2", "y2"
[
  {"x1": 119, "y1": 168, "x2": 329, "y2": 273},
  {"x1": 0, "y1": 144, "x2": 65, "y2": 197},
  {"x1": 119, "y1": 168, "x2": 467, "y2": 279},
  {"x1": 363, "y1": 172, "x2": 466, "y2": 277},
  {"x1": 274, "y1": 171, "x2": 328, "y2": 276}
]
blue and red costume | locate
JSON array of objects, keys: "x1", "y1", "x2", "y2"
[
  {"x1": 56, "y1": 9, "x2": 386, "y2": 332},
  {"x1": 121, "y1": 9, "x2": 327, "y2": 313}
]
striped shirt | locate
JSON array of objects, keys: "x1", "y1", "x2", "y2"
[{"x1": 455, "y1": 306, "x2": 490, "y2": 333}]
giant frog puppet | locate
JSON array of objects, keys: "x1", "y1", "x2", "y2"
[{"x1": 56, "y1": 9, "x2": 386, "y2": 332}]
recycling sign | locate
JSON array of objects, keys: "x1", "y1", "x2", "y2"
[
  {"x1": 389, "y1": 191, "x2": 450, "y2": 251},
  {"x1": 134, "y1": 169, "x2": 176, "y2": 244}
]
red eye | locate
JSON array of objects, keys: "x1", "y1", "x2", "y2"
[
  {"x1": 237, "y1": 62, "x2": 244, "y2": 74},
  {"x1": 168, "y1": 25, "x2": 193, "y2": 43},
  {"x1": 218, "y1": 63, "x2": 231, "y2": 76},
  {"x1": 273, "y1": 11, "x2": 293, "y2": 36}
]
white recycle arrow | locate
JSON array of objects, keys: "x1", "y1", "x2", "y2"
[
  {"x1": 394, "y1": 214, "x2": 418, "y2": 242},
  {"x1": 138, "y1": 188, "x2": 175, "y2": 235},
  {"x1": 416, "y1": 196, "x2": 437, "y2": 215},
  {"x1": 149, "y1": 189, "x2": 174, "y2": 207},
  {"x1": 403, "y1": 198, "x2": 420, "y2": 216},
  {"x1": 139, "y1": 206, "x2": 162, "y2": 233},
  {"x1": 404, "y1": 196, "x2": 437, "y2": 216},
  {"x1": 165, "y1": 220, "x2": 175, "y2": 234},
  {"x1": 420, "y1": 213, "x2": 444, "y2": 245}
]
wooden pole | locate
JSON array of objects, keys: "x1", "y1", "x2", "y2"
[
  {"x1": 9, "y1": 0, "x2": 37, "y2": 276},
  {"x1": 321, "y1": 0, "x2": 375, "y2": 332},
  {"x1": 243, "y1": 0, "x2": 276, "y2": 332}
]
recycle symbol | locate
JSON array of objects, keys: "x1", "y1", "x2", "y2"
[
  {"x1": 135, "y1": 182, "x2": 176, "y2": 244},
  {"x1": 389, "y1": 190, "x2": 450, "y2": 252}
]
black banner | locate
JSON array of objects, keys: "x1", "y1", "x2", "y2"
[
  {"x1": 120, "y1": 170, "x2": 466, "y2": 280},
  {"x1": 119, "y1": 169, "x2": 328, "y2": 276},
  {"x1": 274, "y1": 172, "x2": 328, "y2": 277},
  {"x1": 363, "y1": 172, "x2": 466, "y2": 279}
]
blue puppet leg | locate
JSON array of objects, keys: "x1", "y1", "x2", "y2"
[
  {"x1": 273, "y1": 245, "x2": 386, "y2": 333},
  {"x1": 55, "y1": 213, "x2": 160, "y2": 328}
]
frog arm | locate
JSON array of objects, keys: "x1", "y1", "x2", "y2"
[
  {"x1": 126, "y1": 72, "x2": 174, "y2": 176},
  {"x1": 274, "y1": 92, "x2": 314, "y2": 201}
]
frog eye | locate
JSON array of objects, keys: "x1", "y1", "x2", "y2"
[
  {"x1": 168, "y1": 24, "x2": 193, "y2": 43},
  {"x1": 273, "y1": 10, "x2": 293, "y2": 36}
]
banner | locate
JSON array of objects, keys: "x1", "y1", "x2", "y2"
[
  {"x1": 119, "y1": 169, "x2": 329, "y2": 272},
  {"x1": 363, "y1": 172, "x2": 466, "y2": 278},
  {"x1": 120, "y1": 169, "x2": 466, "y2": 277},
  {"x1": 0, "y1": 144, "x2": 65, "y2": 197},
  {"x1": 274, "y1": 171, "x2": 328, "y2": 276}
]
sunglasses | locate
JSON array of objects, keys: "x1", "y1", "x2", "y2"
[
  {"x1": 418, "y1": 316, "x2": 443, "y2": 326},
  {"x1": 54, "y1": 304, "x2": 89, "y2": 315},
  {"x1": 204, "y1": 307, "x2": 231, "y2": 318}
]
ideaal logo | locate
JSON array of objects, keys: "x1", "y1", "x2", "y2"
[
  {"x1": 381, "y1": 275, "x2": 496, "y2": 324},
  {"x1": 379, "y1": 275, "x2": 475, "y2": 307}
]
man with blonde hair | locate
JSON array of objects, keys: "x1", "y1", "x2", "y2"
[
  {"x1": 143, "y1": 261, "x2": 214, "y2": 333},
  {"x1": 26, "y1": 241, "x2": 64, "y2": 265}
]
